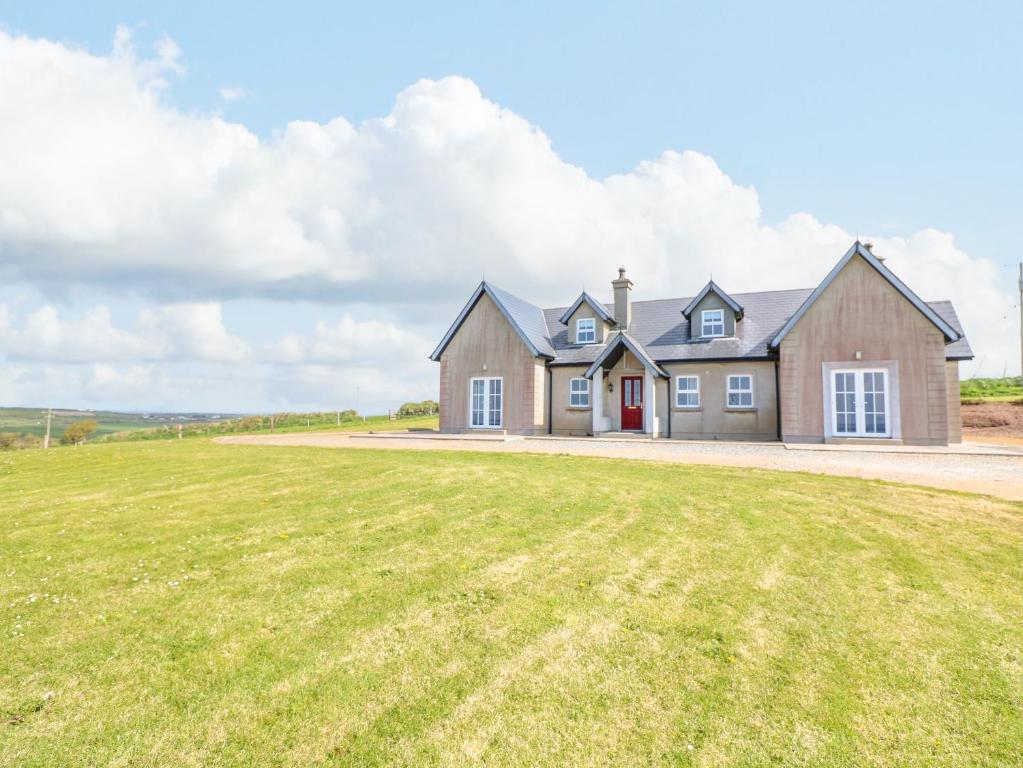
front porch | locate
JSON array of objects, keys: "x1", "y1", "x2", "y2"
[{"x1": 585, "y1": 332, "x2": 670, "y2": 438}]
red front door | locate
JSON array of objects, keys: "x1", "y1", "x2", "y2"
[{"x1": 621, "y1": 376, "x2": 644, "y2": 431}]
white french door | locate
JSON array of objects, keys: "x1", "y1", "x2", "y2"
[
  {"x1": 831, "y1": 369, "x2": 890, "y2": 437},
  {"x1": 470, "y1": 377, "x2": 503, "y2": 428}
]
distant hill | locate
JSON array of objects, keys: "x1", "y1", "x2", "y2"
[{"x1": 0, "y1": 407, "x2": 238, "y2": 438}]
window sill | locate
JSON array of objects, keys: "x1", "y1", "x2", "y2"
[
  {"x1": 673, "y1": 407, "x2": 703, "y2": 413},
  {"x1": 723, "y1": 407, "x2": 757, "y2": 413},
  {"x1": 565, "y1": 406, "x2": 592, "y2": 411}
]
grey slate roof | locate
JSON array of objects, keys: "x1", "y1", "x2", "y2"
[
  {"x1": 486, "y1": 282, "x2": 557, "y2": 358},
  {"x1": 681, "y1": 280, "x2": 744, "y2": 318},
  {"x1": 432, "y1": 260, "x2": 973, "y2": 365},
  {"x1": 544, "y1": 288, "x2": 814, "y2": 366},
  {"x1": 928, "y1": 301, "x2": 973, "y2": 359},
  {"x1": 558, "y1": 291, "x2": 616, "y2": 325},
  {"x1": 543, "y1": 288, "x2": 972, "y2": 366}
]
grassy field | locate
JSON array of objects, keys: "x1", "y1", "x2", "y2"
[
  {"x1": 97, "y1": 412, "x2": 439, "y2": 443},
  {"x1": 960, "y1": 376, "x2": 1023, "y2": 402},
  {"x1": 0, "y1": 407, "x2": 228, "y2": 439},
  {"x1": 0, "y1": 407, "x2": 438, "y2": 449},
  {"x1": 2, "y1": 442, "x2": 1022, "y2": 766}
]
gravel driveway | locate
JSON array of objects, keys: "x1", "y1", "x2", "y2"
[{"x1": 214, "y1": 432, "x2": 1023, "y2": 502}]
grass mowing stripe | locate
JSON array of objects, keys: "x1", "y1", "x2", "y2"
[{"x1": 2, "y1": 441, "x2": 1022, "y2": 766}]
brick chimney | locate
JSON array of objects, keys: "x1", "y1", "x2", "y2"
[{"x1": 612, "y1": 266, "x2": 633, "y2": 331}]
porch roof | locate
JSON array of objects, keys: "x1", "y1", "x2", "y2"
[{"x1": 584, "y1": 332, "x2": 668, "y2": 379}]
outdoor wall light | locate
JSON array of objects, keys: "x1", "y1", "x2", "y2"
[{"x1": 608, "y1": 381, "x2": 614, "y2": 393}]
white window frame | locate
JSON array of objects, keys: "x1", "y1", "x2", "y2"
[
  {"x1": 569, "y1": 377, "x2": 590, "y2": 408},
  {"x1": 469, "y1": 377, "x2": 503, "y2": 428},
  {"x1": 675, "y1": 375, "x2": 700, "y2": 408},
  {"x1": 726, "y1": 374, "x2": 754, "y2": 409},
  {"x1": 830, "y1": 369, "x2": 891, "y2": 438},
  {"x1": 576, "y1": 317, "x2": 596, "y2": 344},
  {"x1": 701, "y1": 308, "x2": 725, "y2": 337}
]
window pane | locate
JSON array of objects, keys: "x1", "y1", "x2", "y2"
[
  {"x1": 471, "y1": 379, "x2": 484, "y2": 426},
  {"x1": 484, "y1": 379, "x2": 500, "y2": 427},
  {"x1": 570, "y1": 379, "x2": 589, "y2": 407},
  {"x1": 861, "y1": 371, "x2": 887, "y2": 434}
]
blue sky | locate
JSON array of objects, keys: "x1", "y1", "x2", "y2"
[{"x1": 0, "y1": 2, "x2": 1020, "y2": 411}]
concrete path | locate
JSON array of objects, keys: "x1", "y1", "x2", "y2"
[{"x1": 214, "y1": 431, "x2": 1023, "y2": 502}]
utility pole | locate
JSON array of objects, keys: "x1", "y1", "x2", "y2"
[
  {"x1": 43, "y1": 408, "x2": 52, "y2": 449},
  {"x1": 1018, "y1": 262, "x2": 1022, "y2": 382}
]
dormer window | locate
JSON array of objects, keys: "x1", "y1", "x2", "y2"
[
  {"x1": 576, "y1": 317, "x2": 596, "y2": 344},
  {"x1": 701, "y1": 309, "x2": 724, "y2": 337}
]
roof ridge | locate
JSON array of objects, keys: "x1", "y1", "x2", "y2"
[{"x1": 544, "y1": 286, "x2": 816, "y2": 314}]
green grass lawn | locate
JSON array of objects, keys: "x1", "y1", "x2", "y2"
[
  {"x1": 2, "y1": 442, "x2": 1021, "y2": 766},
  {"x1": 960, "y1": 376, "x2": 1023, "y2": 403}
]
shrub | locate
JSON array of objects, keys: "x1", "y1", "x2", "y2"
[
  {"x1": 62, "y1": 419, "x2": 99, "y2": 446},
  {"x1": 397, "y1": 400, "x2": 439, "y2": 417}
]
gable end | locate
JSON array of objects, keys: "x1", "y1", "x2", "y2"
[{"x1": 770, "y1": 242, "x2": 959, "y2": 349}]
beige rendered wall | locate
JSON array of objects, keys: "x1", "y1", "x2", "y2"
[
  {"x1": 550, "y1": 352, "x2": 654, "y2": 434},
  {"x1": 550, "y1": 365, "x2": 593, "y2": 435},
  {"x1": 778, "y1": 255, "x2": 950, "y2": 445},
  {"x1": 946, "y1": 361, "x2": 962, "y2": 443},
  {"x1": 438, "y1": 292, "x2": 547, "y2": 434},
  {"x1": 550, "y1": 355, "x2": 660, "y2": 435},
  {"x1": 664, "y1": 361, "x2": 778, "y2": 440}
]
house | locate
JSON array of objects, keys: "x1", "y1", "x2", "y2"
[{"x1": 430, "y1": 242, "x2": 972, "y2": 445}]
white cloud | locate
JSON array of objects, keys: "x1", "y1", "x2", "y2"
[
  {"x1": 138, "y1": 303, "x2": 250, "y2": 362},
  {"x1": 265, "y1": 314, "x2": 431, "y2": 365},
  {"x1": 0, "y1": 305, "x2": 149, "y2": 362},
  {"x1": 0, "y1": 302, "x2": 249, "y2": 363},
  {"x1": 0, "y1": 25, "x2": 1016, "y2": 417},
  {"x1": 218, "y1": 85, "x2": 248, "y2": 102}
]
